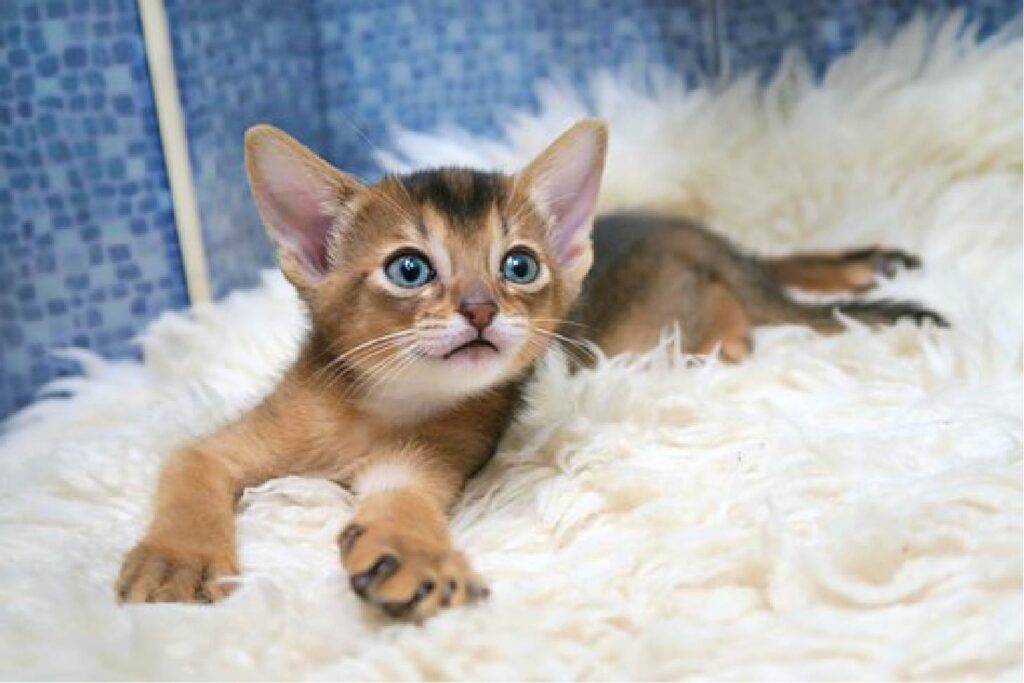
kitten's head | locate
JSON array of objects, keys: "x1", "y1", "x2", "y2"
[{"x1": 245, "y1": 119, "x2": 607, "y2": 406}]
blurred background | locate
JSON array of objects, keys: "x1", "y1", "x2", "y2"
[{"x1": 0, "y1": 0, "x2": 1020, "y2": 418}]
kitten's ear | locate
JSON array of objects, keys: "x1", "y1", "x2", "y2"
[
  {"x1": 244, "y1": 124, "x2": 363, "y2": 289},
  {"x1": 518, "y1": 118, "x2": 608, "y2": 284}
]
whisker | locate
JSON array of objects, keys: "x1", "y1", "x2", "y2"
[
  {"x1": 305, "y1": 329, "x2": 416, "y2": 389},
  {"x1": 368, "y1": 347, "x2": 420, "y2": 395},
  {"x1": 356, "y1": 181, "x2": 418, "y2": 227},
  {"x1": 342, "y1": 337, "x2": 421, "y2": 400},
  {"x1": 330, "y1": 116, "x2": 419, "y2": 224},
  {"x1": 530, "y1": 318, "x2": 591, "y2": 330},
  {"x1": 338, "y1": 115, "x2": 380, "y2": 158},
  {"x1": 388, "y1": 172, "x2": 417, "y2": 208},
  {"x1": 508, "y1": 321, "x2": 590, "y2": 367},
  {"x1": 316, "y1": 336, "x2": 414, "y2": 394},
  {"x1": 529, "y1": 327, "x2": 600, "y2": 366},
  {"x1": 307, "y1": 334, "x2": 410, "y2": 386},
  {"x1": 520, "y1": 334, "x2": 590, "y2": 369},
  {"x1": 354, "y1": 344, "x2": 419, "y2": 399}
]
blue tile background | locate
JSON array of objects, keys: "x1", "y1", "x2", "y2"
[
  {"x1": 165, "y1": 0, "x2": 328, "y2": 298},
  {"x1": 1, "y1": 0, "x2": 1020, "y2": 418},
  {"x1": 716, "y1": 0, "x2": 1021, "y2": 79},
  {"x1": 316, "y1": 0, "x2": 712, "y2": 180},
  {"x1": 0, "y1": 0, "x2": 187, "y2": 418}
]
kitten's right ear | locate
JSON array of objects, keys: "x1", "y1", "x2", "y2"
[
  {"x1": 517, "y1": 118, "x2": 608, "y2": 289},
  {"x1": 244, "y1": 124, "x2": 363, "y2": 289}
]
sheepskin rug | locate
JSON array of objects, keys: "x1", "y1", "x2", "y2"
[{"x1": 1, "y1": 17, "x2": 1021, "y2": 681}]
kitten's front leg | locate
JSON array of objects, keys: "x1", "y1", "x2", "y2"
[
  {"x1": 116, "y1": 414, "x2": 281, "y2": 603},
  {"x1": 339, "y1": 453, "x2": 488, "y2": 620},
  {"x1": 116, "y1": 443, "x2": 241, "y2": 603}
]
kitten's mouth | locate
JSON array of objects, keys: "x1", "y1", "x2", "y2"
[{"x1": 442, "y1": 338, "x2": 499, "y2": 360}]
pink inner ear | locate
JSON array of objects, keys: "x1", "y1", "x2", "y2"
[
  {"x1": 262, "y1": 173, "x2": 334, "y2": 276},
  {"x1": 548, "y1": 169, "x2": 601, "y2": 266},
  {"x1": 531, "y1": 129, "x2": 605, "y2": 269},
  {"x1": 251, "y1": 141, "x2": 340, "y2": 282}
]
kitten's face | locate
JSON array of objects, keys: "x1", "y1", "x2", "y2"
[
  {"x1": 312, "y1": 170, "x2": 575, "y2": 397},
  {"x1": 245, "y1": 120, "x2": 607, "y2": 406}
]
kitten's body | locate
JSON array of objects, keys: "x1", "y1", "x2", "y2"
[{"x1": 117, "y1": 121, "x2": 944, "y2": 619}]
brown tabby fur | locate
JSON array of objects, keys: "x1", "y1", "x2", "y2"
[{"x1": 117, "y1": 120, "x2": 945, "y2": 620}]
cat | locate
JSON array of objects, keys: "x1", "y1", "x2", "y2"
[{"x1": 116, "y1": 119, "x2": 945, "y2": 620}]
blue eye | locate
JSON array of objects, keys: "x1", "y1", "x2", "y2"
[
  {"x1": 501, "y1": 250, "x2": 540, "y2": 285},
  {"x1": 385, "y1": 252, "x2": 434, "y2": 288}
]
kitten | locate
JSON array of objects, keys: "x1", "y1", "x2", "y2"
[{"x1": 116, "y1": 119, "x2": 945, "y2": 620}]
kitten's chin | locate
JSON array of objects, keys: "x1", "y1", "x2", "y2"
[{"x1": 359, "y1": 353, "x2": 511, "y2": 423}]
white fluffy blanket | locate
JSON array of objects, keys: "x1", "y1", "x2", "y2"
[{"x1": 1, "y1": 18, "x2": 1020, "y2": 680}]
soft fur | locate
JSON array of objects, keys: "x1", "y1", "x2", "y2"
[{"x1": 0, "y1": 16, "x2": 1020, "y2": 679}]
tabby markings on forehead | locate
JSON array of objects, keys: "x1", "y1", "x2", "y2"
[{"x1": 399, "y1": 168, "x2": 508, "y2": 230}]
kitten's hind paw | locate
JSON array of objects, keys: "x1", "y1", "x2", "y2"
[{"x1": 837, "y1": 299, "x2": 949, "y2": 329}]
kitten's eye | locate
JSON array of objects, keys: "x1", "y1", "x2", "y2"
[
  {"x1": 501, "y1": 250, "x2": 540, "y2": 285},
  {"x1": 384, "y1": 252, "x2": 434, "y2": 288}
]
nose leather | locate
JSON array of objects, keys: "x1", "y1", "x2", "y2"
[{"x1": 459, "y1": 301, "x2": 497, "y2": 331}]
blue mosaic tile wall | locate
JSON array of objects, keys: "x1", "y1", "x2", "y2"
[
  {"x1": 315, "y1": 0, "x2": 712, "y2": 180},
  {"x1": 0, "y1": 0, "x2": 187, "y2": 418},
  {"x1": 164, "y1": 0, "x2": 328, "y2": 298}
]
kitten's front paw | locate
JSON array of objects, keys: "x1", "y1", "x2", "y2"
[
  {"x1": 116, "y1": 540, "x2": 238, "y2": 604},
  {"x1": 338, "y1": 522, "x2": 488, "y2": 621}
]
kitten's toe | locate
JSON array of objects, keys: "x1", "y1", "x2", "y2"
[
  {"x1": 845, "y1": 246, "x2": 921, "y2": 279},
  {"x1": 836, "y1": 299, "x2": 950, "y2": 329},
  {"x1": 349, "y1": 553, "x2": 399, "y2": 598}
]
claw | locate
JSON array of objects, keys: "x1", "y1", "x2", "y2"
[
  {"x1": 414, "y1": 579, "x2": 435, "y2": 602},
  {"x1": 467, "y1": 581, "x2": 490, "y2": 602},
  {"x1": 440, "y1": 578, "x2": 457, "y2": 607},
  {"x1": 350, "y1": 553, "x2": 398, "y2": 596},
  {"x1": 338, "y1": 523, "x2": 365, "y2": 555},
  {"x1": 869, "y1": 248, "x2": 921, "y2": 278},
  {"x1": 380, "y1": 601, "x2": 411, "y2": 618}
]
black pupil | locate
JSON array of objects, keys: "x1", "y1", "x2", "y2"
[
  {"x1": 509, "y1": 255, "x2": 529, "y2": 279},
  {"x1": 400, "y1": 257, "x2": 421, "y2": 282}
]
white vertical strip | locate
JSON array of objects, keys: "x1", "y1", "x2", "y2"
[{"x1": 137, "y1": 0, "x2": 211, "y2": 304}]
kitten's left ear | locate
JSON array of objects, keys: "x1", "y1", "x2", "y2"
[{"x1": 518, "y1": 118, "x2": 608, "y2": 286}]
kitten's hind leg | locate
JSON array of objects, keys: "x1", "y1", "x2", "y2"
[
  {"x1": 694, "y1": 279, "x2": 752, "y2": 362},
  {"x1": 766, "y1": 247, "x2": 921, "y2": 293},
  {"x1": 584, "y1": 258, "x2": 752, "y2": 362}
]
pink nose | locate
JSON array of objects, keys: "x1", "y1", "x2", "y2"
[{"x1": 459, "y1": 301, "x2": 497, "y2": 331}]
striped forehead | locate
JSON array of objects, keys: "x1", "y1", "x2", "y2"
[{"x1": 399, "y1": 168, "x2": 509, "y2": 233}]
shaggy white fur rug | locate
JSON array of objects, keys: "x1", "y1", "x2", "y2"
[{"x1": 1, "y1": 17, "x2": 1021, "y2": 681}]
